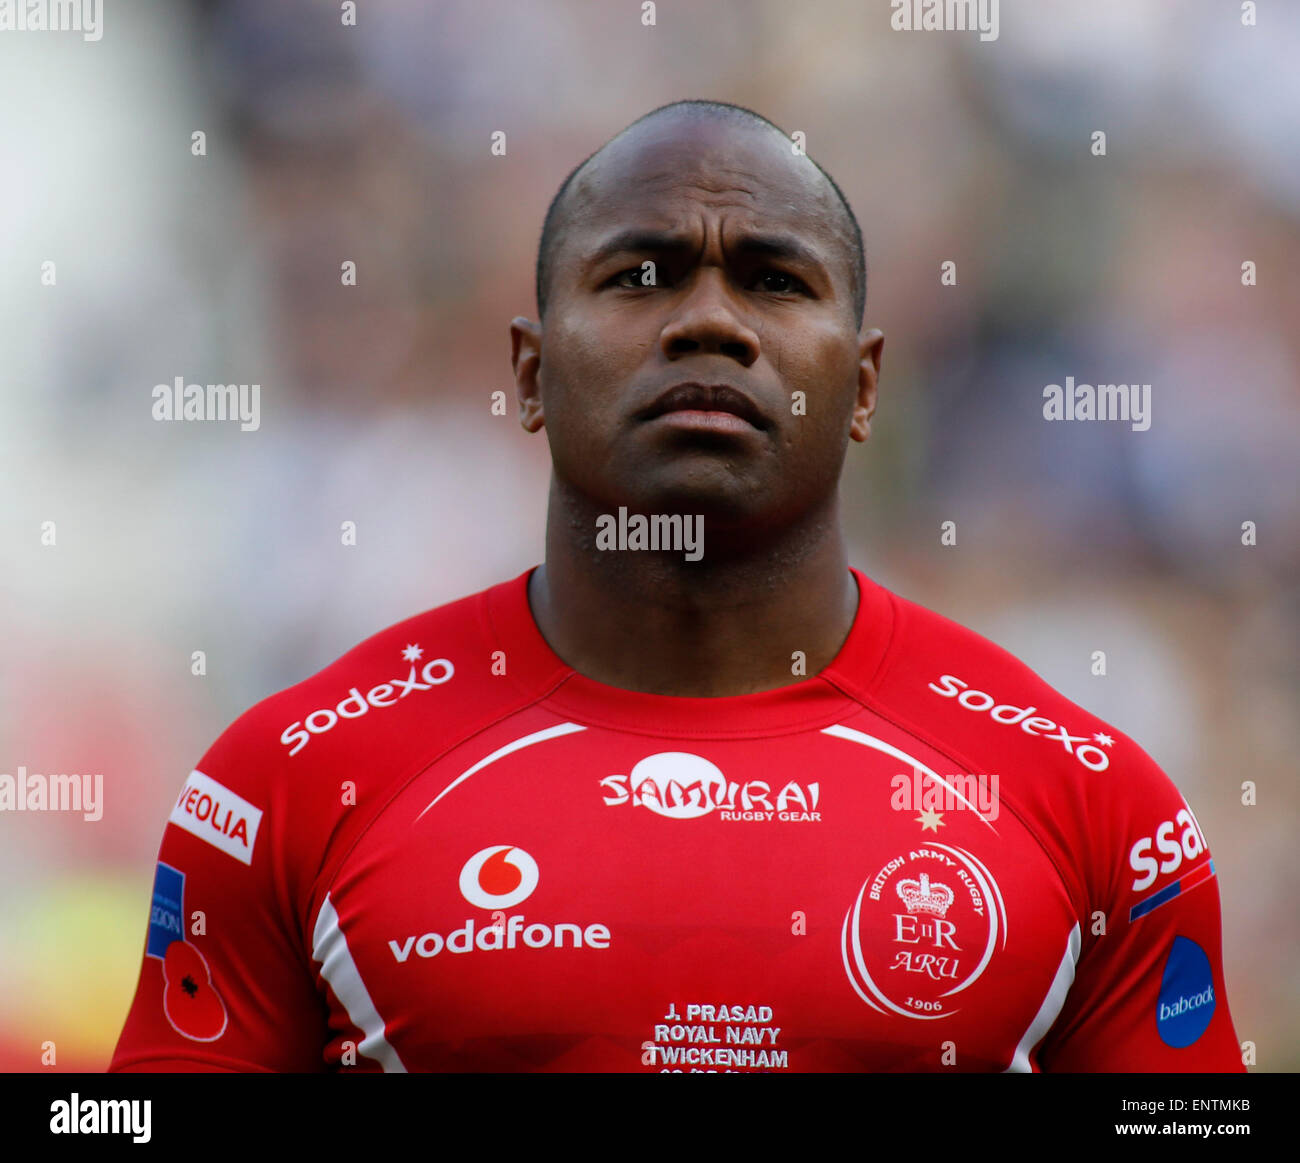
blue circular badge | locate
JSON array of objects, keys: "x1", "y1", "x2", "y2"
[{"x1": 1156, "y1": 936, "x2": 1216, "y2": 1048}]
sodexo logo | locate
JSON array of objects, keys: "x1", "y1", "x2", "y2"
[
  {"x1": 458, "y1": 845, "x2": 540, "y2": 910},
  {"x1": 1156, "y1": 936, "x2": 1216, "y2": 1048},
  {"x1": 927, "y1": 674, "x2": 1114, "y2": 772},
  {"x1": 280, "y1": 644, "x2": 454, "y2": 757}
]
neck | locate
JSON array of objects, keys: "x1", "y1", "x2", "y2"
[{"x1": 528, "y1": 479, "x2": 859, "y2": 696}]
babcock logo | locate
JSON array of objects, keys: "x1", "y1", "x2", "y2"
[
  {"x1": 458, "y1": 846, "x2": 540, "y2": 910},
  {"x1": 1156, "y1": 936, "x2": 1216, "y2": 1048}
]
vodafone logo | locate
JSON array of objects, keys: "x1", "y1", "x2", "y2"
[
  {"x1": 458, "y1": 846, "x2": 539, "y2": 909},
  {"x1": 387, "y1": 846, "x2": 610, "y2": 963}
]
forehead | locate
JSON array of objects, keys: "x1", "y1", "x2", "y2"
[{"x1": 564, "y1": 115, "x2": 844, "y2": 253}]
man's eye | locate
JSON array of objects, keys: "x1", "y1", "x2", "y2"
[
  {"x1": 609, "y1": 267, "x2": 652, "y2": 288},
  {"x1": 751, "y1": 270, "x2": 806, "y2": 294}
]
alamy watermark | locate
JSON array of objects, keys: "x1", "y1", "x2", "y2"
[
  {"x1": 1043, "y1": 378, "x2": 1151, "y2": 431},
  {"x1": 50, "y1": 1094, "x2": 150, "y2": 1143},
  {"x1": 152, "y1": 377, "x2": 261, "y2": 431},
  {"x1": 890, "y1": 766, "x2": 1000, "y2": 822},
  {"x1": 890, "y1": 0, "x2": 998, "y2": 42},
  {"x1": 596, "y1": 506, "x2": 703, "y2": 562},
  {"x1": 0, "y1": 766, "x2": 102, "y2": 821},
  {"x1": 0, "y1": 0, "x2": 102, "y2": 41}
]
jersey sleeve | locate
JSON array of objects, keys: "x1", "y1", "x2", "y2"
[
  {"x1": 1037, "y1": 742, "x2": 1243, "y2": 1072},
  {"x1": 109, "y1": 705, "x2": 328, "y2": 1072}
]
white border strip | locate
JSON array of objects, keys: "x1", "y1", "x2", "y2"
[
  {"x1": 414, "y1": 722, "x2": 587, "y2": 822},
  {"x1": 821, "y1": 723, "x2": 998, "y2": 833},
  {"x1": 1004, "y1": 922, "x2": 1081, "y2": 1073},
  {"x1": 312, "y1": 893, "x2": 407, "y2": 1073}
]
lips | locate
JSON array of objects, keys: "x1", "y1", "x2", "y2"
[{"x1": 638, "y1": 382, "x2": 769, "y2": 429}]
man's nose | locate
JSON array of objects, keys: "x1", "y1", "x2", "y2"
[{"x1": 659, "y1": 270, "x2": 760, "y2": 367}]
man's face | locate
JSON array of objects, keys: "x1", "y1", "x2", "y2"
[{"x1": 513, "y1": 113, "x2": 881, "y2": 530}]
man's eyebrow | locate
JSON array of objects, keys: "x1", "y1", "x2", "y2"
[
  {"x1": 585, "y1": 229, "x2": 695, "y2": 263},
  {"x1": 729, "y1": 231, "x2": 827, "y2": 270},
  {"x1": 584, "y1": 228, "x2": 828, "y2": 269}
]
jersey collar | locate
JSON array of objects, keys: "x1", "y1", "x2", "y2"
[{"x1": 483, "y1": 565, "x2": 895, "y2": 737}]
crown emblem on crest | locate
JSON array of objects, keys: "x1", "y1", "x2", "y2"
[{"x1": 896, "y1": 872, "x2": 955, "y2": 917}]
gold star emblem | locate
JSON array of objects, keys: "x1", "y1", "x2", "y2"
[{"x1": 915, "y1": 809, "x2": 945, "y2": 833}]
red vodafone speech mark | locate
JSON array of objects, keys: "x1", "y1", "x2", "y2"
[
  {"x1": 162, "y1": 940, "x2": 228, "y2": 1042},
  {"x1": 478, "y1": 847, "x2": 523, "y2": 895}
]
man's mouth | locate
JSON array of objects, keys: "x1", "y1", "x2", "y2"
[{"x1": 637, "y1": 382, "x2": 769, "y2": 431}]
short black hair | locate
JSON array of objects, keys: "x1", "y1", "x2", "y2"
[{"x1": 534, "y1": 99, "x2": 867, "y2": 325}]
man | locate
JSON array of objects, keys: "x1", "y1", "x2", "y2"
[{"x1": 110, "y1": 101, "x2": 1241, "y2": 1072}]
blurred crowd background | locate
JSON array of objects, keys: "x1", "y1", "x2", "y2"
[{"x1": 0, "y1": 0, "x2": 1295, "y2": 1070}]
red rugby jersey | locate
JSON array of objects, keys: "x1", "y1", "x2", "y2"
[{"x1": 109, "y1": 567, "x2": 1242, "y2": 1072}]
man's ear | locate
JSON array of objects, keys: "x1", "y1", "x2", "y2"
[
  {"x1": 849, "y1": 327, "x2": 884, "y2": 443},
  {"x1": 510, "y1": 316, "x2": 545, "y2": 433}
]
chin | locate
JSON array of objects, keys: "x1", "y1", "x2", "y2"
[{"x1": 624, "y1": 478, "x2": 766, "y2": 525}]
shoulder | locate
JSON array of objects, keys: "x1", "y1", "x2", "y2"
[
  {"x1": 861, "y1": 581, "x2": 1206, "y2": 906},
  {"x1": 866, "y1": 581, "x2": 1147, "y2": 782},
  {"x1": 186, "y1": 571, "x2": 538, "y2": 815}
]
